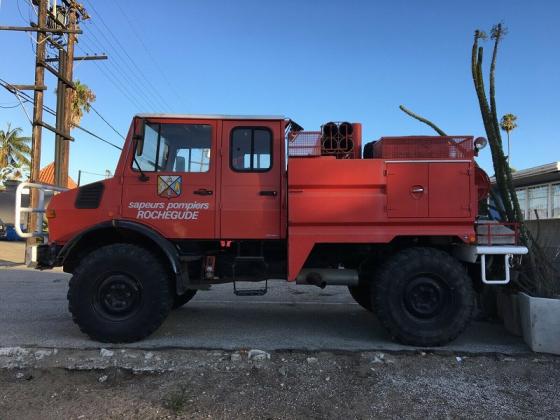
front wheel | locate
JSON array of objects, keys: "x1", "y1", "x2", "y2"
[
  {"x1": 173, "y1": 289, "x2": 197, "y2": 309},
  {"x1": 373, "y1": 247, "x2": 475, "y2": 347},
  {"x1": 68, "y1": 243, "x2": 173, "y2": 343}
]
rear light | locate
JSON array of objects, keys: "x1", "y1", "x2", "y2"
[{"x1": 46, "y1": 209, "x2": 56, "y2": 219}]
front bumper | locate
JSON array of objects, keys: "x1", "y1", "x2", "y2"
[
  {"x1": 453, "y1": 244, "x2": 529, "y2": 285},
  {"x1": 26, "y1": 243, "x2": 61, "y2": 269}
]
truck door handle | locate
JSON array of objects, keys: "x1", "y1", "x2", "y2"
[
  {"x1": 410, "y1": 186, "x2": 425, "y2": 194},
  {"x1": 194, "y1": 188, "x2": 213, "y2": 196},
  {"x1": 260, "y1": 190, "x2": 278, "y2": 197}
]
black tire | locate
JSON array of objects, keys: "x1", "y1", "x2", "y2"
[
  {"x1": 173, "y1": 289, "x2": 197, "y2": 309},
  {"x1": 373, "y1": 247, "x2": 475, "y2": 347},
  {"x1": 348, "y1": 283, "x2": 373, "y2": 312},
  {"x1": 68, "y1": 243, "x2": 173, "y2": 343}
]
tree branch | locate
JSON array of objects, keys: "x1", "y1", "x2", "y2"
[{"x1": 398, "y1": 105, "x2": 448, "y2": 136}]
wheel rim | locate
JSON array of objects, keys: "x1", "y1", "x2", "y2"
[
  {"x1": 403, "y1": 275, "x2": 449, "y2": 319},
  {"x1": 93, "y1": 274, "x2": 142, "y2": 320}
]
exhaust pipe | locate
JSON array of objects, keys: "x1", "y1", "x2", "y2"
[{"x1": 296, "y1": 268, "x2": 359, "y2": 288}]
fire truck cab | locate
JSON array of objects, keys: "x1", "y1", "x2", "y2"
[{"x1": 17, "y1": 114, "x2": 528, "y2": 346}]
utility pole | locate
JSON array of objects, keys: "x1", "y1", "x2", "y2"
[
  {"x1": 0, "y1": 0, "x2": 107, "y2": 244},
  {"x1": 55, "y1": 1, "x2": 79, "y2": 187},
  {"x1": 1, "y1": 0, "x2": 106, "y2": 190},
  {"x1": 60, "y1": 4, "x2": 77, "y2": 188},
  {"x1": 29, "y1": 0, "x2": 48, "y2": 241}
]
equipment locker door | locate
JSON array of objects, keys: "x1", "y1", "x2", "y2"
[
  {"x1": 220, "y1": 120, "x2": 282, "y2": 239},
  {"x1": 429, "y1": 162, "x2": 471, "y2": 217},
  {"x1": 121, "y1": 120, "x2": 217, "y2": 239},
  {"x1": 386, "y1": 163, "x2": 429, "y2": 218}
]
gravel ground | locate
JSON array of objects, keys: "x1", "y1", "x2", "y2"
[{"x1": 1, "y1": 348, "x2": 559, "y2": 419}]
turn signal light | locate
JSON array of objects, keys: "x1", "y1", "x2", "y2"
[
  {"x1": 467, "y1": 233, "x2": 477, "y2": 244},
  {"x1": 45, "y1": 209, "x2": 56, "y2": 219}
]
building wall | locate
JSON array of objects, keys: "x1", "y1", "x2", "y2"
[{"x1": 525, "y1": 219, "x2": 560, "y2": 273}]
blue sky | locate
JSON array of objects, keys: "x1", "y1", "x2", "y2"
[{"x1": 1, "y1": 0, "x2": 559, "y2": 184}]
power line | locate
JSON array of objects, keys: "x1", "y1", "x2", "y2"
[
  {"x1": 77, "y1": 43, "x2": 145, "y2": 110},
  {"x1": 0, "y1": 78, "x2": 123, "y2": 151},
  {"x1": 78, "y1": 26, "x2": 161, "y2": 111},
  {"x1": 82, "y1": 0, "x2": 173, "y2": 112},
  {"x1": 112, "y1": 1, "x2": 185, "y2": 110},
  {"x1": 76, "y1": 39, "x2": 155, "y2": 111},
  {"x1": 89, "y1": 104, "x2": 125, "y2": 139},
  {"x1": 79, "y1": 20, "x2": 159, "y2": 111}
]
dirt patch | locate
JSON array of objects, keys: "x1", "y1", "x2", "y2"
[{"x1": 0, "y1": 349, "x2": 559, "y2": 419}]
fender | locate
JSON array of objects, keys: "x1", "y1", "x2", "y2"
[{"x1": 58, "y1": 220, "x2": 189, "y2": 294}]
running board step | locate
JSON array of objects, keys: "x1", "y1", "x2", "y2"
[{"x1": 233, "y1": 280, "x2": 268, "y2": 296}]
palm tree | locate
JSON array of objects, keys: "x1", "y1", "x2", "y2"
[
  {"x1": 0, "y1": 124, "x2": 31, "y2": 168},
  {"x1": 67, "y1": 80, "x2": 96, "y2": 127},
  {"x1": 500, "y1": 113, "x2": 518, "y2": 162}
]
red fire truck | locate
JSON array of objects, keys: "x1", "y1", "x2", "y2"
[{"x1": 15, "y1": 115, "x2": 527, "y2": 346}]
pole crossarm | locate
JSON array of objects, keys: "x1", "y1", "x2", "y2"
[
  {"x1": 38, "y1": 60, "x2": 75, "y2": 88},
  {"x1": 0, "y1": 25, "x2": 82, "y2": 34},
  {"x1": 6, "y1": 84, "x2": 47, "y2": 91},
  {"x1": 44, "y1": 54, "x2": 108, "y2": 63},
  {"x1": 36, "y1": 121, "x2": 74, "y2": 141}
]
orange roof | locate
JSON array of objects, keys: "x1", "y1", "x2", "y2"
[{"x1": 38, "y1": 162, "x2": 78, "y2": 189}]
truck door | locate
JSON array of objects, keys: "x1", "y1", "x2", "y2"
[
  {"x1": 121, "y1": 119, "x2": 217, "y2": 239},
  {"x1": 220, "y1": 120, "x2": 282, "y2": 239}
]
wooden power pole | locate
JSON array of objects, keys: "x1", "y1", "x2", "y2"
[
  {"x1": 0, "y1": 0, "x2": 107, "y2": 243},
  {"x1": 29, "y1": 0, "x2": 48, "y2": 239}
]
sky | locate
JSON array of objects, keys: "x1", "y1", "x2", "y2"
[{"x1": 1, "y1": 0, "x2": 559, "y2": 185}]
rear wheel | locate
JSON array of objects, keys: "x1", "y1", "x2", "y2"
[
  {"x1": 373, "y1": 247, "x2": 474, "y2": 347},
  {"x1": 348, "y1": 283, "x2": 373, "y2": 312},
  {"x1": 68, "y1": 243, "x2": 173, "y2": 343}
]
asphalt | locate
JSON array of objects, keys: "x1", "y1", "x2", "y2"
[{"x1": 0, "y1": 266, "x2": 530, "y2": 354}]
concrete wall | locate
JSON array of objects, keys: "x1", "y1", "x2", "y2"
[
  {"x1": 0, "y1": 188, "x2": 26, "y2": 225},
  {"x1": 0, "y1": 181, "x2": 52, "y2": 226}
]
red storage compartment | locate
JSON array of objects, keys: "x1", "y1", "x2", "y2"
[
  {"x1": 386, "y1": 163, "x2": 429, "y2": 218},
  {"x1": 429, "y1": 162, "x2": 471, "y2": 218}
]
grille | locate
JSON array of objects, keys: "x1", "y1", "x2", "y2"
[
  {"x1": 287, "y1": 131, "x2": 322, "y2": 157},
  {"x1": 372, "y1": 136, "x2": 474, "y2": 159},
  {"x1": 75, "y1": 182, "x2": 104, "y2": 209}
]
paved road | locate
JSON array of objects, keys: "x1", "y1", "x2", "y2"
[{"x1": 0, "y1": 267, "x2": 529, "y2": 353}]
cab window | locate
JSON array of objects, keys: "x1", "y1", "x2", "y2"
[
  {"x1": 231, "y1": 127, "x2": 272, "y2": 172},
  {"x1": 135, "y1": 123, "x2": 211, "y2": 173}
]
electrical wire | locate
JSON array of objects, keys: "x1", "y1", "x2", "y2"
[
  {"x1": 112, "y1": 1, "x2": 185, "y2": 110},
  {"x1": 82, "y1": 0, "x2": 173, "y2": 112},
  {"x1": 79, "y1": 21, "x2": 164, "y2": 112},
  {"x1": 76, "y1": 43, "x2": 150, "y2": 112},
  {"x1": 89, "y1": 104, "x2": 125, "y2": 139},
  {"x1": 76, "y1": 40, "x2": 154, "y2": 111},
  {"x1": 78, "y1": 30, "x2": 160, "y2": 111},
  {"x1": 13, "y1": 90, "x2": 33, "y2": 125},
  {"x1": 0, "y1": 78, "x2": 123, "y2": 151}
]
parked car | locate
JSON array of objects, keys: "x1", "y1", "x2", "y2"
[
  {"x1": 0, "y1": 218, "x2": 18, "y2": 241},
  {"x1": 0, "y1": 218, "x2": 7, "y2": 239}
]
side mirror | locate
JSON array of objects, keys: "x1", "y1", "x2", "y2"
[{"x1": 133, "y1": 118, "x2": 145, "y2": 156}]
